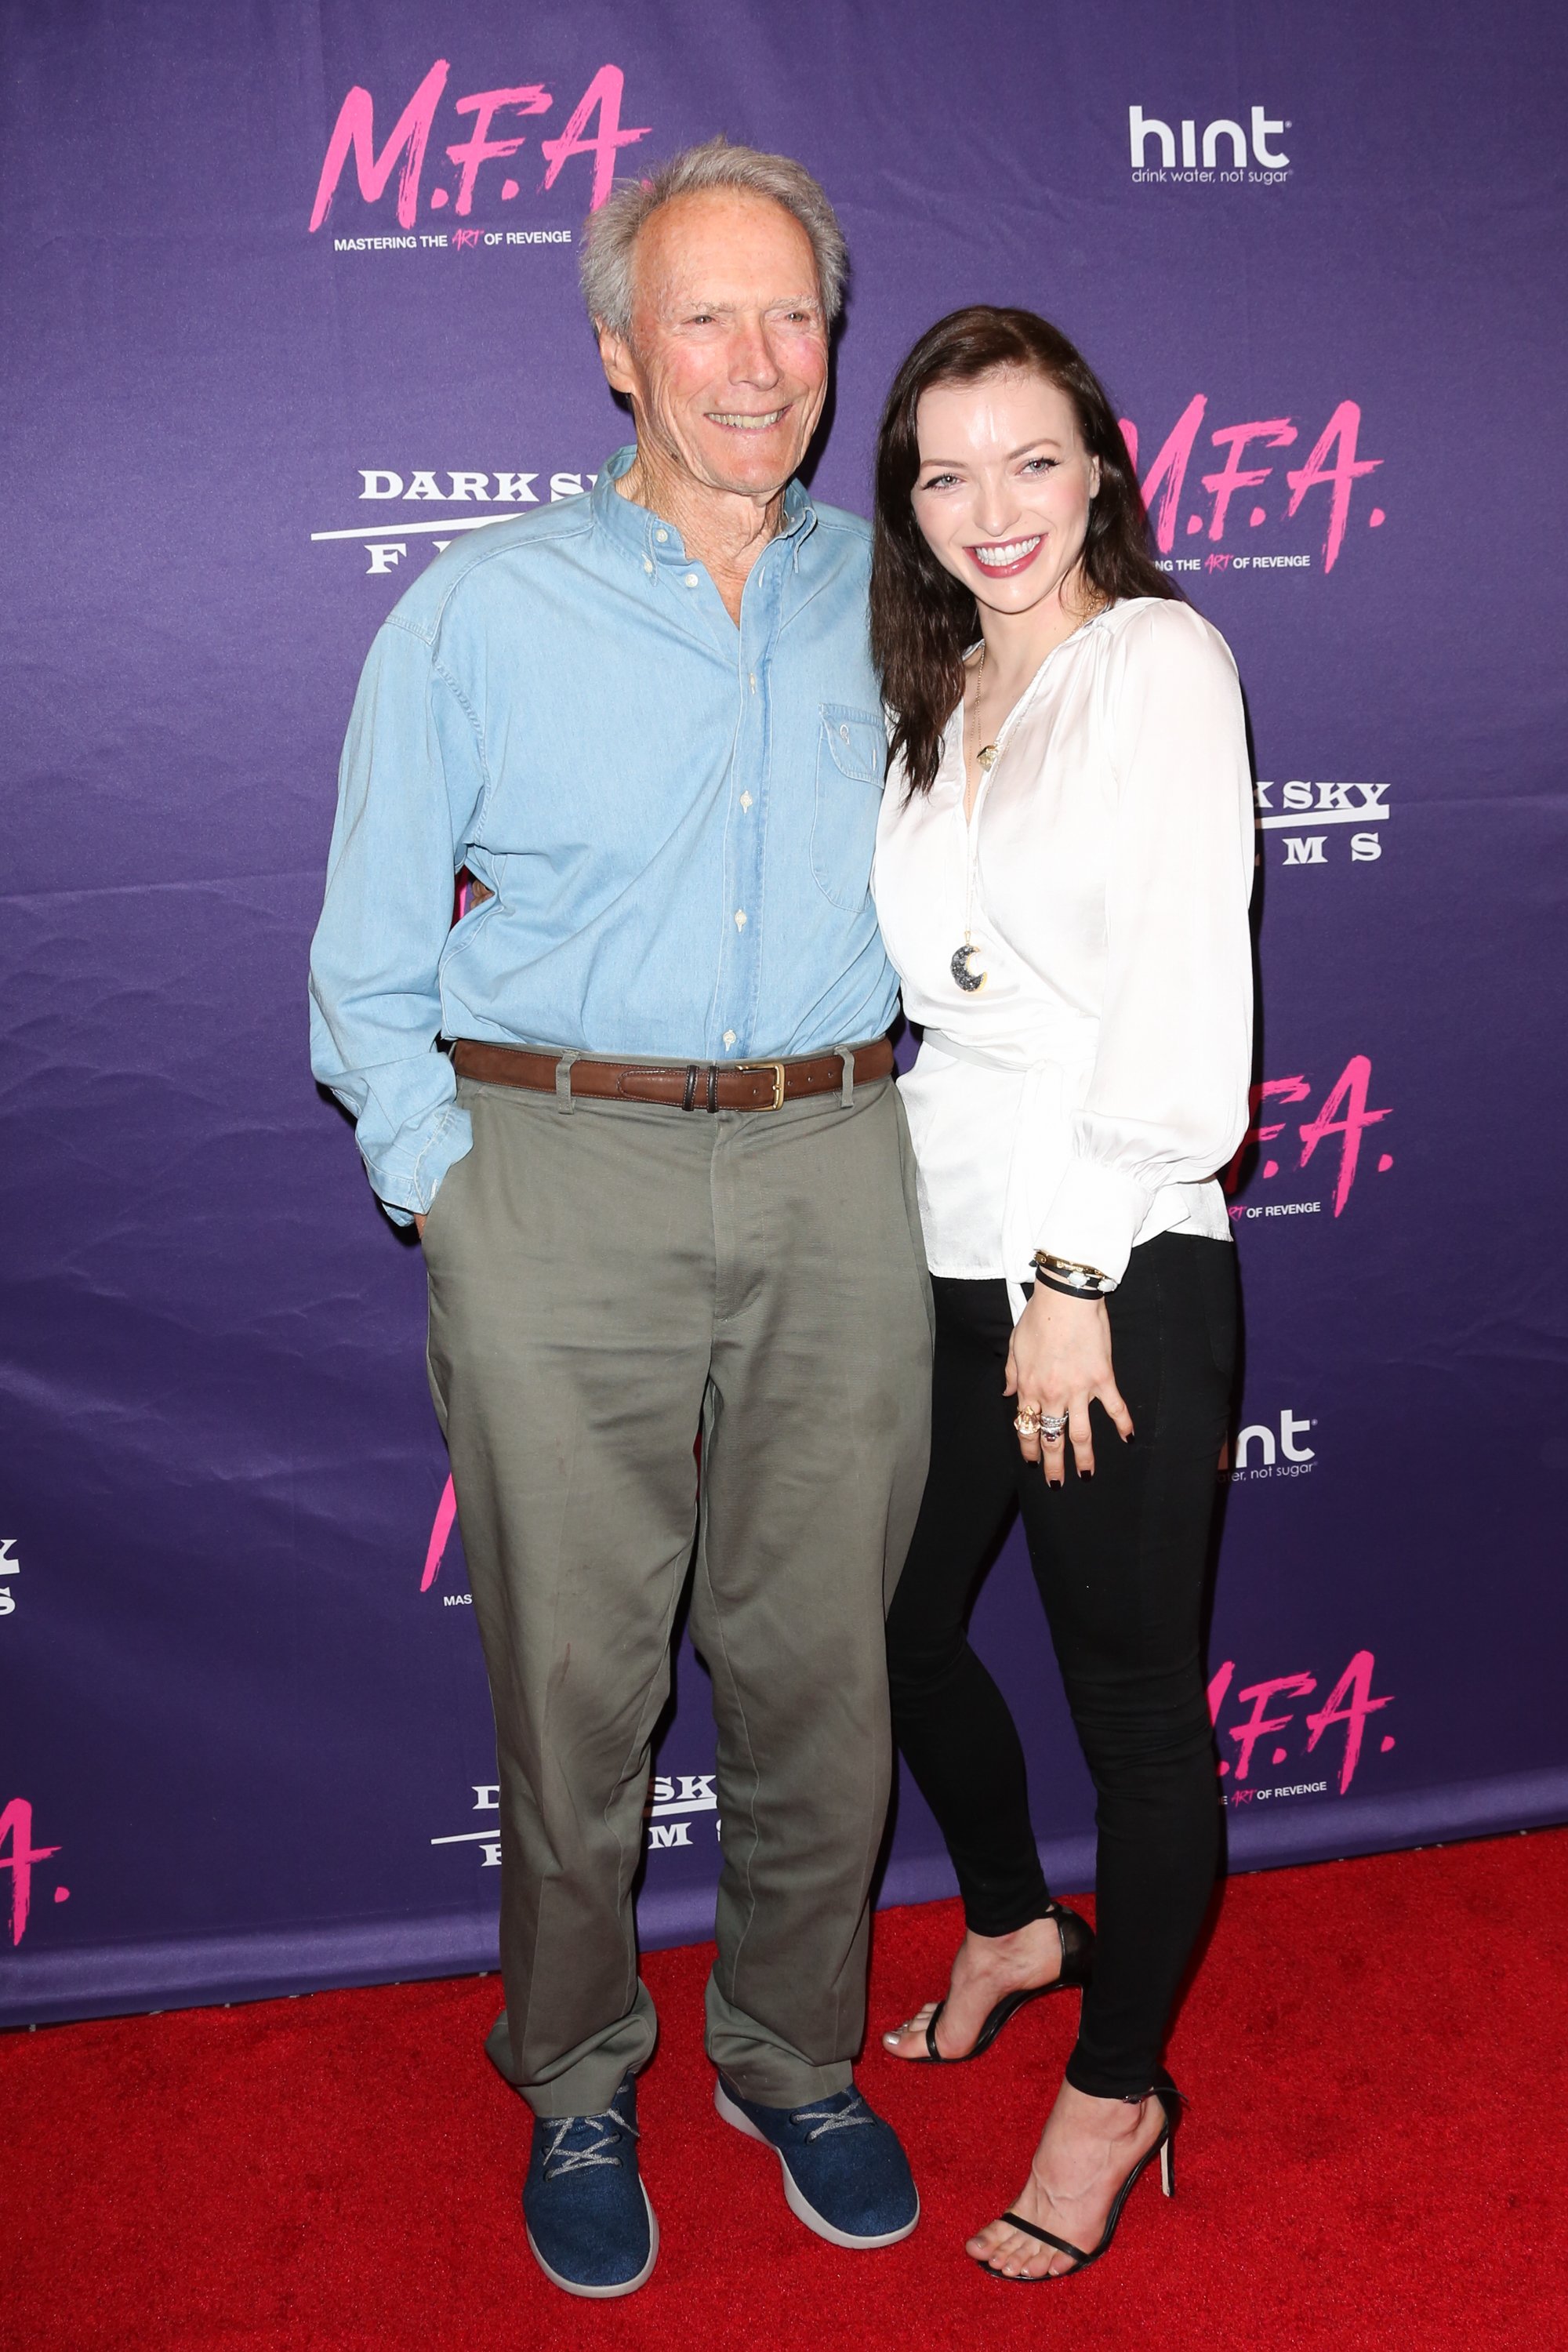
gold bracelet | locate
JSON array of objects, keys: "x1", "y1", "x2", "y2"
[{"x1": 1031, "y1": 1250, "x2": 1116, "y2": 1296}]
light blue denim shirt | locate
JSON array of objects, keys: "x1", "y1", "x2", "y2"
[{"x1": 309, "y1": 447, "x2": 896, "y2": 1223}]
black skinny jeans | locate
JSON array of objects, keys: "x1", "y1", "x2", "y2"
[{"x1": 885, "y1": 1233, "x2": 1236, "y2": 2100}]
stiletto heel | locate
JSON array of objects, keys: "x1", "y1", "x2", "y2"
[
  {"x1": 912, "y1": 1900, "x2": 1094, "y2": 2064},
  {"x1": 977, "y1": 2083, "x2": 1183, "y2": 2283}
]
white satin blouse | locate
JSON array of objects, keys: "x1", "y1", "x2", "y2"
[{"x1": 872, "y1": 597, "x2": 1255, "y2": 1312}]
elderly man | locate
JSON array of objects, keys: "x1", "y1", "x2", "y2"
[{"x1": 309, "y1": 140, "x2": 931, "y2": 2296}]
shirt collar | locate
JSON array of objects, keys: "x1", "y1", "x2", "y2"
[{"x1": 592, "y1": 444, "x2": 818, "y2": 567}]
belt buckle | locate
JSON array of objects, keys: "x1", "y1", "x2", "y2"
[{"x1": 737, "y1": 1059, "x2": 787, "y2": 1111}]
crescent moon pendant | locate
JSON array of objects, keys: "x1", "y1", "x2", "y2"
[{"x1": 950, "y1": 941, "x2": 988, "y2": 993}]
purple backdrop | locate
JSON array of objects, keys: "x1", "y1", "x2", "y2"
[{"x1": 4, "y1": 0, "x2": 1566, "y2": 2027}]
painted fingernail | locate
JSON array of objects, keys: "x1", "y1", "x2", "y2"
[{"x1": 1079, "y1": 1471, "x2": 1094, "y2": 1483}]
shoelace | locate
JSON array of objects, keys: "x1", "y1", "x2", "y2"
[
  {"x1": 540, "y1": 2106, "x2": 638, "y2": 2182},
  {"x1": 790, "y1": 2092, "x2": 877, "y2": 2145}
]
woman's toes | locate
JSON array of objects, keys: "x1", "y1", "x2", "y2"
[
  {"x1": 967, "y1": 2220, "x2": 1021, "y2": 2270},
  {"x1": 967, "y1": 2211, "x2": 1073, "y2": 2279}
]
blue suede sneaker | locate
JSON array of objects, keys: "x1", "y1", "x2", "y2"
[
  {"x1": 715, "y1": 2075, "x2": 920, "y2": 2249},
  {"x1": 523, "y1": 2073, "x2": 657, "y2": 2299}
]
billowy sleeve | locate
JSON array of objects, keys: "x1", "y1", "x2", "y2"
[{"x1": 1036, "y1": 601, "x2": 1255, "y2": 1281}]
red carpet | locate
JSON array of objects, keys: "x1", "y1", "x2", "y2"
[{"x1": 4, "y1": 1833, "x2": 1566, "y2": 2352}]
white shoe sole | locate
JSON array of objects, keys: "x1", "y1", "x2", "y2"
[
  {"x1": 714, "y1": 2080, "x2": 920, "y2": 2249},
  {"x1": 525, "y1": 2180, "x2": 659, "y2": 2299}
]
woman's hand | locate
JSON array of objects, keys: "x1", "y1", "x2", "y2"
[{"x1": 1005, "y1": 1288, "x2": 1133, "y2": 1485}]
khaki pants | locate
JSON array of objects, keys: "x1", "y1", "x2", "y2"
[{"x1": 422, "y1": 1065, "x2": 932, "y2": 2118}]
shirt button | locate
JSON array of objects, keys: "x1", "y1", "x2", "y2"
[
  {"x1": 749, "y1": 673, "x2": 757, "y2": 692},
  {"x1": 655, "y1": 528, "x2": 669, "y2": 543},
  {"x1": 684, "y1": 572, "x2": 699, "y2": 588},
  {"x1": 734, "y1": 909, "x2": 747, "y2": 931},
  {"x1": 723, "y1": 1029, "x2": 737, "y2": 1048},
  {"x1": 643, "y1": 558, "x2": 654, "y2": 574},
  {"x1": 839, "y1": 722, "x2": 851, "y2": 740},
  {"x1": 739, "y1": 791, "x2": 753, "y2": 812}
]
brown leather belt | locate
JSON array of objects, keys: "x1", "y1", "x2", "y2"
[{"x1": 451, "y1": 1034, "x2": 895, "y2": 1112}]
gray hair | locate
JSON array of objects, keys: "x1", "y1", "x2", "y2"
[{"x1": 579, "y1": 135, "x2": 848, "y2": 338}]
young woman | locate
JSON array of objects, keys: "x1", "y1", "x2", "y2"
[{"x1": 869, "y1": 307, "x2": 1254, "y2": 2282}]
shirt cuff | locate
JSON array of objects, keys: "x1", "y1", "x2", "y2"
[
  {"x1": 368, "y1": 1103, "x2": 473, "y2": 1229},
  {"x1": 1036, "y1": 1159, "x2": 1152, "y2": 1287}
]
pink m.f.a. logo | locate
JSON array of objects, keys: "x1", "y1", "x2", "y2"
[
  {"x1": 1119, "y1": 397, "x2": 1381, "y2": 572},
  {"x1": 1224, "y1": 1054, "x2": 1393, "y2": 1216},
  {"x1": 421, "y1": 1476, "x2": 458, "y2": 1592},
  {"x1": 309, "y1": 60, "x2": 649, "y2": 230},
  {"x1": 1207, "y1": 1652, "x2": 1394, "y2": 1795},
  {"x1": 0, "y1": 1798, "x2": 61, "y2": 1946}
]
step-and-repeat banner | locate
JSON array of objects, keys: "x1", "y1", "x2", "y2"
[{"x1": 4, "y1": 1, "x2": 1565, "y2": 2024}]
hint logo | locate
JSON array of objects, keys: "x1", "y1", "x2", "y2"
[
  {"x1": 1130, "y1": 104, "x2": 1290, "y2": 182},
  {"x1": 1231, "y1": 1409, "x2": 1316, "y2": 1477}
]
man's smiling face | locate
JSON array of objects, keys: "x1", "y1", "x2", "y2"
[{"x1": 599, "y1": 187, "x2": 829, "y2": 504}]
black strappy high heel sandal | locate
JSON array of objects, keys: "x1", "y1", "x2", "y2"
[
  {"x1": 913, "y1": 1900, "x2": 1094, "y2": 2064},
  {"x1": 978, "y1": 2082, "x2": 1183, "y2": 2282}
]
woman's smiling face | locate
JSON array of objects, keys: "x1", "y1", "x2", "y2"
[{"x1": 909, "y1": 368, "x2": 1101, "y2": 619}]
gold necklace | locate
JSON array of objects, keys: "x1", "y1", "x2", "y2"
[
  {"x1": 951, "y1": 648, "x2": 994, "y2": 994},
  {"x1": 954, "y1": 611, "x2": 1103, "y2": 990},
  {"x1": 974, "y1": 641, "x2": 1000, "y2": 771}
]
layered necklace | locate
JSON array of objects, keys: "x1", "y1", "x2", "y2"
[
  {"x1": 950, "y1": 645, "x2": 1000, "y2": 994},
  {"x1": 946, "y1": 601, "x2": 1105, "y2": 994}
]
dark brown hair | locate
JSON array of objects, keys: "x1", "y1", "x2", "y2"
[{"x1": 870, "y1": 306, "x2": 1178, "y2": 794}]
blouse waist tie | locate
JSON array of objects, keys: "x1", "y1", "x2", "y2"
[{"x1": 921, "y1": 1029, "x2": 1070, "y2": 1324}]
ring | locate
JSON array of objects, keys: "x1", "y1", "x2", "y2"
[
  {"x1": 1040, "y1": 1415, "x2": 1068, "y2": 1443},
  {"x1": 1014, "y1": 1410, "x2": 1040, "y2": 1436}
]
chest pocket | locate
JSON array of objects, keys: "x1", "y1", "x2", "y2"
[{"x1": 811, "y1": 703, "x2": 887, "y2": 913}]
